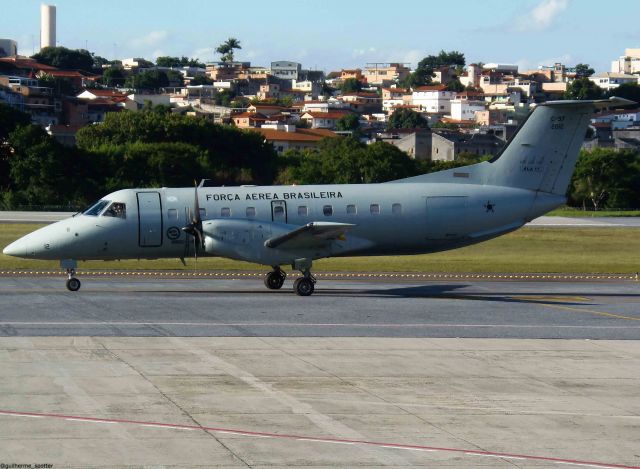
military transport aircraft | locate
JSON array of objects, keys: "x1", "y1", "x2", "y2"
[{"x1": 3, "y1": 97, "x2": 633, "y2": 295}]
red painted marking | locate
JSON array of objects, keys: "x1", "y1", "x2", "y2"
[{"x1": 0, "y1": 409, "x2": 638, "y2": 469}]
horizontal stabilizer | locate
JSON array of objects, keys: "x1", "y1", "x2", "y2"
[{"x1": 265, "y1": 222, "x2": 354, "y2": 250}]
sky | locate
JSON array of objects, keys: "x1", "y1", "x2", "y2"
[{"x1": 2, "y1": 0, "x2": 640, "y2": 73}]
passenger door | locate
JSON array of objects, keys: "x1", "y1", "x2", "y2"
[{"x1": 137, "y1": 191, "x2": 163, "y2": 247}]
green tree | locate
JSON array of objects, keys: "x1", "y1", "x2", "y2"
[
  {"x1": 0, "y1": 104, "x2": 31, "y2": 191},
  {"x1": 100, "y1": 67, "x2": 126, "y2": 87},
  {"x1": 190, "y1": 74, "x2": 213, "y2": 86},
  {"x1": 76, "y1": 110, "x2": 278, "y2": 185},
  {"x1": 125, "y1": 69, "x2": 183, "y2": 91},
  {"x1": 216, "y1": 37, "x2": 242, "y2": 63},
  {"x1": 608, "y1": 82, "x2": 640, "y2": 104},
  {"x1": 445, "y1": 79, "x2": 465, "y2": 92},
  {"x1": 336, "y1": 113, "x2": 360, "y2": 131},
  {"x1": 387, "y1": 108, "x2": 429, "y2": 130},
  {"x1": 401, "y1": 50, "x2": 466, "y2": 88},
  {"x1": 340, "y1": 78, "x2": 362, "y2": 93},
  {"x1": 574, "y1": 63, "x2": 595, "y2": 78},
  {"x1": 5, "y1": 124, "x2": 95, "y2": 207},
  {"x1": 283, "y1": 137, "x2": 416, "y2": 184},
  {"x1": 570, "y1": 148, "x2": 640, "y2": 210},
  {"x1": 156, "y1": 56, "x2": 205, "y2": 68},
  {"x1": 564, "y1": 78, "x2": 604, "y2": 100},
  {"x1": 31, "y1": 47, "x2": 95, "y2": 72}
]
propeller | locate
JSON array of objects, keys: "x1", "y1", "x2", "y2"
[{"x1": 181, "y1": 185, "x2": 205, "y2": 268}]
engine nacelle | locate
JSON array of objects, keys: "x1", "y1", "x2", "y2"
[{"x1": 202, "y1": 218, "x2": 296, "y2": 265}]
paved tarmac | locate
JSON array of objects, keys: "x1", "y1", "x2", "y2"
[
  {"x1": 0, "y1": 276, "x2": 639, "y2": 339},
  {"x1": 1, "y1": 276, "x2": 639, "y2": 468},
  {"x1": 1, "y1": 337, "x2": 639, "y2": 468}
]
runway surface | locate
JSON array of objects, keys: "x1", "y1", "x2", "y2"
[{"x1": 1, "y1": 275, "x2": 638, "y2": 338}]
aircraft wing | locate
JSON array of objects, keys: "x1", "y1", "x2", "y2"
[{"x1": 265, "y1": 222, "x2": 355, "y2": 250}]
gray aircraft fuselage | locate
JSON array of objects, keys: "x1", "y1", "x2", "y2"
[{"x1": 3, "y1": 97, "x2": 633, "y2": 294}]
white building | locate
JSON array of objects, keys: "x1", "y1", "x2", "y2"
[
  {"x1": 40, "y1": 4, "x2": 56, "y2": 49},
  {"x1": 270, "y1": 61, "x2": 301, "y2": 80},
  {"x1": 411, "y1": 85, "x2": 455, "y2": 114},
  {"x1": 611, "y1": 48, "x2": 640, "y2": 75},
  {"x1": 450, "y1": 99, "x2": 486, "y2": 121},
  {"x1": 588, "y1": 72, "x2": 640, "y2": 91}
]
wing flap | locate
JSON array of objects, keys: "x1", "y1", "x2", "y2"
[{"x1": 265, "y1": 222, "x2": 355, "y2": 250}]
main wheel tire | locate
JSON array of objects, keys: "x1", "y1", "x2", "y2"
[
  {"x1": 66, "y1": 277, "x2": 81, "y2": 292},
  {"x1": 264, "y1": 271, "x2": 285, "y2": 290},
  {"x1": 294, "y1": 277, "x2": 314, "y2": 296}
]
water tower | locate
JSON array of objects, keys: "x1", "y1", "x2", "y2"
[{"x1": 40, "y1": 4, "x2": 56, "y2": 49}]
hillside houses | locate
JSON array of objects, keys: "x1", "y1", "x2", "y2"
[{"x1": 1, "y1": 44, "x2": 638, "y2": 159}]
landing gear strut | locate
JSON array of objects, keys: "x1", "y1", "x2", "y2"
[
  {"x1": 264, "y1": 267, "x2": 286, "y2": 290},
  {"x1": 61, "y1": 259, "x2": 81, "y2": 292},
  {"x1": 293, "y1": 258, "x2": 316, "y2": 296}
]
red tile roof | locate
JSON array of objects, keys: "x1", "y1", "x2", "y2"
[
  {"x1": 250, "y1": 128, "x2": 338, "y2": 143},
  {"x1": 414, "y1": 84, "x2": 448, "y2": 92},
  {"x1": 301, "y1": 111, "x2": 352, "y2": 120}
]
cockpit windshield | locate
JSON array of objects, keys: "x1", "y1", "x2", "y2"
[
  {"x1": 103, "y1": 202, "x2": 126, "y2": 219},
  {"x1": 83, "y1": 200, "x2": 110, "y2": 216}
]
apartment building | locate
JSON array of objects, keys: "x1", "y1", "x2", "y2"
[
  {"x1": 411, "y1": 85, "x2": 455, "y2": 114},
  {"x1": 611, "y1": 48, "x2": 640, "y2": 75},
  {"x1": 363, "y1": 63, "x2": 410, "y2": 86},
  {"x1": 588, "y1": 72, "x2": 640, "y2": 91}
]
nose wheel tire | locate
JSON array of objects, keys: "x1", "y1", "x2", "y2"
[
  {"x1": 66, "y1": 277, "x2": 81, "y2": 292},
  {"x1": 265, "y1": 270, "x2": 286, "y2": 290},
  {"x1": 294, "y1": 277, "x2": 314, "y2": 296}
]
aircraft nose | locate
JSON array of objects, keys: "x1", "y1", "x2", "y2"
[{"x1": 2, "y1": 238, "x2": 27, "y2": 257}]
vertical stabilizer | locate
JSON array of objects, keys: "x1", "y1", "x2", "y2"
[{"x1": 486, "y1": 98, "x2": 634, "y2": 195}]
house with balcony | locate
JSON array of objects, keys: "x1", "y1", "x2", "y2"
[
  {"x1": 381, "y1": 87, "x2": 410, "y2": 112},
  {"x1": 300, "y1": 110, "x2": 353, "y2": 129}
]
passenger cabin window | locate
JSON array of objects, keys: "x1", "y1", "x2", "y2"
[
  {"x1": 392, "y1": 203, "x2": 402, "y2": 215},
  {"x1": 298, "y1": 205, "x2": 308, "y2": 216},
  {"x1": 199, "y1": 208, "x2": 206, "y2": 218},
  {"x1": 103, "y1": 202, "x2": 126, "y2": 219},
  {"x1": 167, "y1": 208, "x2": 178, "y2": 220},
  {"x1": 221, "y1": 207, "x2": 231, "y2": 217},
  {"x1": 346, "y1": 204, "x2": 357, "y2": 215},
  {"x1": 83, "y1": 200, "x2": 109, "y2": 216},
  {"x1": 323, "y1": 205, "x2": 333, "y2": 216},
  {"x1": 370, "y1": 204, "x2": 380, "y2": 215},
  {"x1": 246, "y1": 207, "x2": 256, "y2": 218}
]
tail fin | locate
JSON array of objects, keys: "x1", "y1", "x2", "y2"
[
  {"x1": 486, "y1": 97, "x2": 634, "y2": 195},
  {"x1": 391, "y1": 97, "x2": 634, "y2": 195}
]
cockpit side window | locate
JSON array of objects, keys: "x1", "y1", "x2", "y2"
[
  {"x1": 83, "y1": 200, "x2": 110, "y2": 216},
  {"x1": 103, "y1": 202, "x2": 127, "y2": 219}
]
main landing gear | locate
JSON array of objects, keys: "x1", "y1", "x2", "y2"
[
  {"x1": 264, "y1": 259, "x2": 317, "y2": 296},
  {"x1": 61, "y1": 259, "x2": 81, "y2": 292}
]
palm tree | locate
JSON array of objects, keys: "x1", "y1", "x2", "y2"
[{"x1": 216, "y1": 38, "x2": 241, "y2": 63}]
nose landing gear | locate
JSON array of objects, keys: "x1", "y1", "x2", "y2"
[
  {"x1": 264, "y1": 267, "x2": 286, "y2": 290},
  {"x1": 61, "y1": 259, "x2": 81, "y2": 292}
]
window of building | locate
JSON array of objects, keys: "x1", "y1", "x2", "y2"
[
  {"x1": 298, "y1": 205, "x2": 308, "y2": 216},
  {"x1": 370, "y1": 204, "x2": 380, "y2": 215},
  {"x1": 167, "y1": 208, "x2": 178, "y2": 220},
  {"x1": 246, "y1": 207, "x2": 256, "y2": 218},
  {"x1": 323, "y1": 205, "x2": 333, "y2": 216},
  {"x1": 392, "y1": 203, "x2": 402, "y2": 215},
  {"x1": 346, "y1": 204, "x2": 357, "y2": 215},
  {"x1": 221, "y1": 207, "x2": 231, "y2": 217}
]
